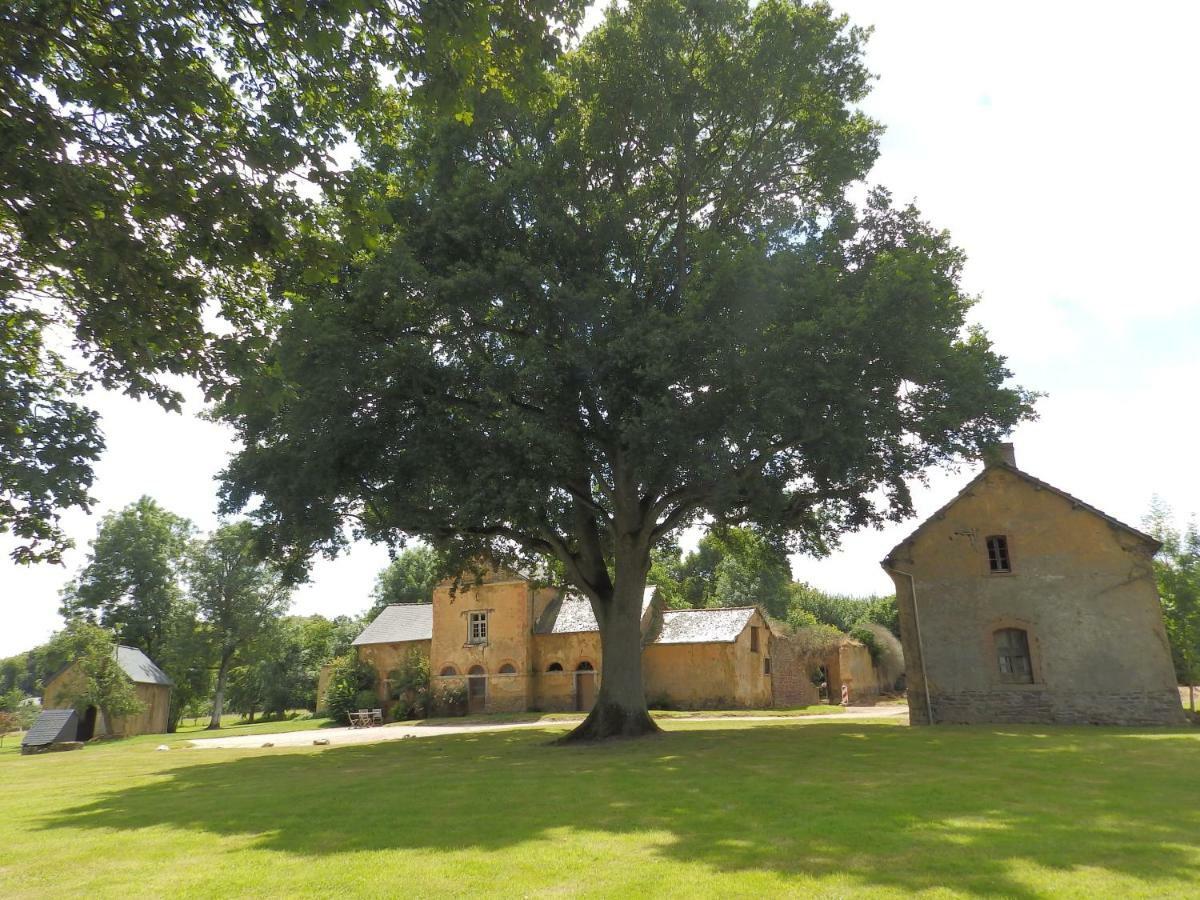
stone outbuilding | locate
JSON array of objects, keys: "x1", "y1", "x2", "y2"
[
  {"x1": 353, "y1": 569, "x2": 775, "y2": 715},
  {"x1": 350, "y1": 603, "x2": 434, "y2": 707},
  {"x1": 882, "y1": 445, "x2": 1184, "y2": 726},
  {"x1": 769, "y1": 626, "x2": 899, "y2": 707},
  {"x1": 42, "y1": 646, "x2": 174, "y2": 738}
]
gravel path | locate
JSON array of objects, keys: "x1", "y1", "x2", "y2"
[{"x1": 186, "y1": 705, "x2": 907, "y2": 750}]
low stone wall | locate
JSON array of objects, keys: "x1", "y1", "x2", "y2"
[{"x1": 923, "y1": 688, "x2": 1186, "y2": 726}]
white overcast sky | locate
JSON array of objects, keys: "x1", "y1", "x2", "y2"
[{"x1": 2, "y1": 1, "x2": 1198, "y2": 657}]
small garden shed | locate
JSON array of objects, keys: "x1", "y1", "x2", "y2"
[{"x1": 43, "y1": 646, "x2": 173, "y2": 738}]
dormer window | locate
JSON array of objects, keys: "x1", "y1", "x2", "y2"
[
  {"x1": 986, "y1": 535, "x2": 1011, "y2": 573},
  {"x1": 468, "y1": 610, "x2": 488, "y2": 644}
]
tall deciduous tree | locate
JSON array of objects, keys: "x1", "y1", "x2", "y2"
[
  {"x1": 367, "y1": 545, "x2": 441, "y2": 617},
  {"x1": 187, "y1": 521, "x2": 290, "y2": 728},
  {"x1": 60, "y1": 497, "x2": 193, "y2": 660},
  {"x1": 0, "y1": 0, "x2": 583, "y2": 562},
  {"x1": 1146, "y1": 501, "x2": 1200, "y2": 712},
  {"x1": 676, "y1": 527, "x2": 794, "y2": 618},
  {"x1": 219, "y1": 0, "x2": 1033, "y2": 740}
]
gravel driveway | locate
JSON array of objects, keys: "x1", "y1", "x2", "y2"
[{"x1": 186, "y1": 705, "x2": 907, "y2": 750}]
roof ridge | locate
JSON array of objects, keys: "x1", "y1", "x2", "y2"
[
  {"x1": 882, "y1": 462, "x2": 1159, "y2": 565},
  {"x1": 664, "y1": 605, "x2": 758, "y2": 612}
]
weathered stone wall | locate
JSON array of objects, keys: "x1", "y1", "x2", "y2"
[
  {"x1": 642, "y1": 611, "x2": 773, "y2": 709},
  {"x1": 828, "y1": 642, "x2": 878, "y2": 705},
  {"x1": 531, "y1": 632, "x2": 601, "y2": 712},
  {"x1": 887, "y1": 465, "x2": 1185, "y2": 726},
  {"x1": 929, "y1": 688, "x2": 1183, "y2": 725},
  {"x1": 768, "y1": 634, "x2": 820, "y2": 708}
]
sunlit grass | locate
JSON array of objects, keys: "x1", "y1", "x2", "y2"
[{"x1": 2, "y1": 716, "x2": 1198, "y2": 897}]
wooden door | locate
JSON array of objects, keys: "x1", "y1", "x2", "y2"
[
  {"x1": 574, "y1": 670, "x2": 595, "y2": 711},
  {"x1": 468, "y1": 668, "x2": 487, "y2": 714}
]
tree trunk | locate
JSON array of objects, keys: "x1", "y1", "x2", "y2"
[
  {"x1": 207, "y1": 653, "x2": 233, "y2": 729},
  {"x1": 559, "y1": 563, "x2": 660, "y2": 743}
]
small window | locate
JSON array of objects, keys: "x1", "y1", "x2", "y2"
[
  {"x1": 576, "y1": 660, "x2": 594, "y2": 672},
  {"x1": 546, "y1": 662, "x2": 563, "y2": 672},
  {"x1": 439, "y1": 666, "x2": 457, "y2": 677},
  {"x1": 986, "y1": 535, "x2": 1011, "y2": 573},
  {"x1": 498, "y1": 663, "x2": 517, "y2": 675},
  {"x1": 468, "y1": 610, "x2": 488, "y2": 644},
  {"x1": 995, "y1": 628, "x2": 1033, "y2": 683},
  {"x1": 763, "y1": 657, "x2": 771, "y2": 676},
  {"x1": 750, "y1": 626, "x2": 760, "y2": 653}
]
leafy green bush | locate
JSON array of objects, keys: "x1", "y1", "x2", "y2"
[
  {"x1": 388, "y1": 652, "x2": 431, "y2": 720},
  {"x1": 324, "y1": 654, "x2": 378, "y2": 724},
  {"x1": 353, "y1": 689, "x2": 379, "y2": 711},
  {"x1": 433, "y1": 682, "x2": 467, "y2": 717},
  {"x1": 849, "y1": 625, "x2": 882, "y2": 663}
]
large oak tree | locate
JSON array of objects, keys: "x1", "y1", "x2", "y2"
[
  {"x1": 219, "y1": 0, "x2": 1034, "y2": 740},
  {"x1": 0, "y1": 0, "x2": 582, "y2": 562}
]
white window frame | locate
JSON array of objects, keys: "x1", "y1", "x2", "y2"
[{"x1": 468, "y1": 610, "x2": 488, "y2": 645}]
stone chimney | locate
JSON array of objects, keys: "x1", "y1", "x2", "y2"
[{"x1": 985, "y1": 441, "x2": 1017, "y2": 469}]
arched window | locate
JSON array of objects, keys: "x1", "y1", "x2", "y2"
[
  {"x1": 546, "y1": 662, "x2": 564, "y2": 672},
  {"x1": 468, "y1": 665, "x2": 486, "y2": 676},
  {"x1": 576, "y1": 660, "x2": 594, "y2": 672},
  {"x1": 995, "y1": 628, "x2": 1033, "y2": 683},
  {"x1": 498, "y1": 663, "x2": 517, "y2": 675},
  {"x1": 440, "y1": 665, "x2": 458, "y2": 677}
]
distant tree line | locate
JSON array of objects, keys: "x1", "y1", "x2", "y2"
[
  {"x1": 646, "y1": 525, "x2": 899, "y2": 641},
  {"x1": 0, "y1": 497, "x2": 362, "y2": 730},
  {"x1": 1146, "y1": 500, "x2": 1200, "y2": 712}
]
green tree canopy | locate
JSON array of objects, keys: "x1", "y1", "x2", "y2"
[
  {"x1": 676, "y1": 527, "x2": 793, "y2": 618},
  {"x1": 186, "y1": 521, "x2": 292, "y2": 728},
  {"x1": 0, "y1": 0, "x2": 583, "y2": 563},
  {"x1": 1145, "y1": 500, "x2": 1200, "y2": 712},
  {"x1": 219, "y1": 0, "x2": 1033, "y2": 740},
  {"x1": 56, "y1": 622, "x2": 144, "y2": 730},
  {"x1": 368, "y1": 545, "x2": 441, "y2": 617},
  {"x1": 60, "y1": 497, "x2": 194, "y2": 660}
]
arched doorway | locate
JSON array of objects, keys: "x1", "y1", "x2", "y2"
[
  {"x1": 574, "y1": 661, "x2": 595, "y2": 712},
  {"x1": 77, "y1": 706, "x2": 97, "y2": 741},
  {"x1": 467, "y1": 666, "x2": 487, "y2": 714}
]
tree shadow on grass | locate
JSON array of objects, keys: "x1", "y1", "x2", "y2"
[{"x1": 36, "y1": 722, "x2": 1200, "y2": 896}]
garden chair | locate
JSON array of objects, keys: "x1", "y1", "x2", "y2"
[{"x1": 370, "y1": 709, "x2": 383, "y2": 726}]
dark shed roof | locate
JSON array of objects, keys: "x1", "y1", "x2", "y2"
[
  {"x1": 352, "y1": 604, "x2": 434, "y2": 646},
  {"x1": 21, "y1": 709, "x2": 78, "y2": 748},
  {"x1": 116, "y1": 646, "x2": 173, "y2": 686}
]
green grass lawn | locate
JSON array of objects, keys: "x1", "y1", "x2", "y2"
[{"x1": 2, "y1": 718, "x2": 1198, "y2": 898}]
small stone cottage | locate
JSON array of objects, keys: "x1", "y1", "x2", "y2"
[
  {"x1": 42, "y1": 645, "x2": 174, "y2": 738},
  {"x1": 351, "y1": 570, "x2": 775, "y2": 714},
  {"x1": 882, "y1": 444, "x2": 1184, "y2": 726}
]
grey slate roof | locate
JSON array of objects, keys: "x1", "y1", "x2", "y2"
[
  {"x1": 116, "y1": 646, "x2": 173, "y2": 686},
  {"x1": 535, "y1": 589, "x2": 758, "y2": 645},
  {"x1": 353, "y1": 603, "x2": 434, "y2": 646},
  {"x1": 21, "y1": 709, "x2": 78, "y2": 748},
  {"x1": 655, "y1": 607, "x2": 758, "y2": 644},
  {"x1": 881, "y1": 462, "x2": 1160, "y2": 567},
  {"x1": 534, "y1": 587, "x2": 657, "y2": 635}
]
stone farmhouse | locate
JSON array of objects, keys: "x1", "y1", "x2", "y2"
[
  {"x1": 352, "y1": 571, "x2": 776, "y2": 714},
  {"x1": 882, "y1": 444, "x2": 1184, "y2": 726},
  {"x1": 42, "y1": 645, "x2": 174, "y2": 738}
]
